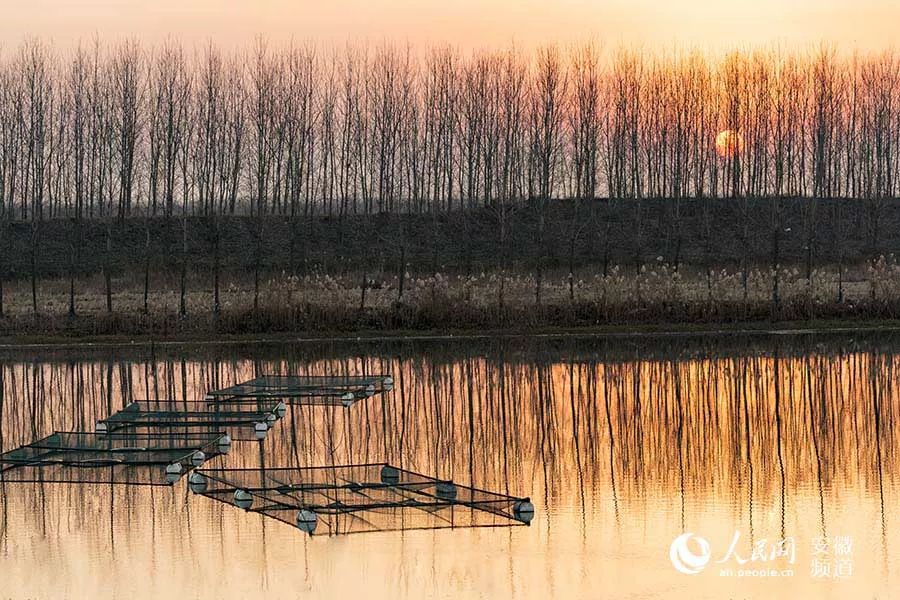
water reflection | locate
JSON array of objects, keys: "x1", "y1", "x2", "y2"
[{"x1": 0, "y1": 335, "x2": 898, "y2": 598}]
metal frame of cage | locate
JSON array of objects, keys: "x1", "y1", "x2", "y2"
[
  {"x1": 0, "y1": 431, "x2": 230, "y2": 486},
  {"x1": 96, "y1": 400, "x2": 286, "y2": 441},
  {"x1": 190, "y1": 463, "x2": 534, "y2": 536},
  {"x1": 205, "y1": 375, "x2": 394, "y2": 408}
]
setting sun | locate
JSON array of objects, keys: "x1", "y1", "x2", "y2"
[{"x1": 715, "y1": 129, "x2": 744, "y2": 158}]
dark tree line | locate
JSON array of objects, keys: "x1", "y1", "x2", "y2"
[{"x1": 0, "y1": 41, "x2": 896, "y2": 222}]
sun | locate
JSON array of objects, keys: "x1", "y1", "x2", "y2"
[{"x1": 715, "y1": 130, "x2": 744, "y2": 158}]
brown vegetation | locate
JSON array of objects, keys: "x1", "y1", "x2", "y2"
[{"x1": 0, "y1": 256, "x2": 899, "y2": 338}]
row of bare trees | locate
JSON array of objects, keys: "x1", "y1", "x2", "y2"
[{"x1": 0, "y1": 40, "x2": 899, "y2": 221}]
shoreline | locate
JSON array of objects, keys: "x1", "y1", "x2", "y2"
[{"x1": 1, "y1": 317, "x2": 898, "y2": 350}]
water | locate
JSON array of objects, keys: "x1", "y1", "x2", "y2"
[{"x1": 0, "y1": 333, "x2": 898, "y2": 599}]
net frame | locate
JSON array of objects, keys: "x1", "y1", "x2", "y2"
[
  {"x1": 0, "y1": 431, "x2": 228, "y2": 486},
  {"x1": 193, "y1": 463, "x2": 531, "y2": 536},
  {"x1": 97, "y1": 400, "x2": 282, "y2": 440},
  {"x1": 205, "y1": 375, "x2": 393, "y2": 407}
]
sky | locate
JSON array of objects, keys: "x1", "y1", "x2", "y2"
[{"x1": 0, "y1": 0, "x2": 896, "y2": 52}]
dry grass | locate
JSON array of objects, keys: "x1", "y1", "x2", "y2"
[{"x1": 1, "y1": 257, "x2": 899, "y2": 337}]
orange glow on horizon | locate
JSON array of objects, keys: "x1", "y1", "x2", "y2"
[{"x1": 0, "y1": 0, "x2": 897, "y2": 52}]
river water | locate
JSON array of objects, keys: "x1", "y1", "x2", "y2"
[{"x1": 0, "y1": 333, "x2": 897, "y2": 599}]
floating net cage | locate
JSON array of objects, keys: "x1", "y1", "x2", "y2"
[
  {"x1": 0, "y1": 431, "x2": 229, "y2": 486},
  {"x1": 96, "y1": 400, "x2": 286, "y2": 442},
  {"x1": 206, "y1": 375, "x2": 393, "y2": 408},
  {"x1": 191, "y1": 463, "x2": 534, "y2": 536}
]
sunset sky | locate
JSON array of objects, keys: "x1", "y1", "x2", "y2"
[{"x1": 1, "y1": 0, "x2": 897, "y2": 52}]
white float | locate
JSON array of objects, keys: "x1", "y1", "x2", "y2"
[
  {"x1": 296, "y1": 509, "x2": 318, "y2": 534},
  {"x1": 275, "y1": 402, "x2": 287, "y2": 419},
  {"x1": 254, "y1": 422, "x2": 269, "y2": 441},
  {"x1": 380, "y1": 465, "x2": 400, "y2": 485},
  {"x1": 513, "y1": 500, "x2": 535, "y2": 523},
  {"x1": 191, "y1": 450, "x2": 206, "y2": 467},
  {"x1": 436, "y1": 481, "x2": 457, "y2": 500},
  {"x1": 218, "y1": 434, "x2": 232, "y2": 454},
  {"x1": 165, "y1": 462, "x2": 184, "y2": 484},
  {"x1": 188, "y1": 472, "x2": 207, "y2": 494},
  {"x1": 233, "y1": 489, "x2": 253, "y2": 509}
]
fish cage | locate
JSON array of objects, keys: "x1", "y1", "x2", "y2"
[
  {"x1": 205, "y1": 375, "x2": 394, "y2": 408},
  {"x1": 0, "y1": 431, "x2": 229, "y2": 486},
  {"x1": 190, "y1": 463, "x2": 534, "y2": 536},
  {"x1": 96, "y1": 400, "x2": 285, "y2": 441}
]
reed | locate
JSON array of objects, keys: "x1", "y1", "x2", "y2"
[{"x1": 0, "y1": 258, "x2": 896, "y2": 337}]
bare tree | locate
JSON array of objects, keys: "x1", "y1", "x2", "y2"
[{"x1": 529, "y1": 46, "x2": 568, "y2": 306}]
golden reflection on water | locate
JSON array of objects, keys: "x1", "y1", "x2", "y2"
[{"x1": 0, "y1": 339, "x2": 898, "y2": 598}]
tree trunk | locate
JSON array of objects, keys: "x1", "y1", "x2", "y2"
[
  {"x1": 0, "y1": 222, "x2": 5, "y2": 318},
  {"x1": 30, "y1": 223, "x2": 39, "y2": 318},
  {"x1": 359, "y1": 271, "x2": 368, "y2": 311},
  {"x1": 288, "y1": 216, "x2": 296, "y2": 304},
  {"x1": 397, "y1": 242, "x2": 406, "y2": 302},
  {"x1": 771, "y1": 211, "x2": 781, "y2": 317},
  {"x1": 213, "y1": 219, "x2": 221, "y2": 318},
  {"x1": 179, "y1": 216, "x2": 187, "y2": 318},
  {"x1": 253, "y1": 221, "x2": 261, "y2": 313},
  {"x1": 68, "y1": 224, "x2": 77, "y2": 319},
  {"x1": 568, "y1": 233, "x2": 576, "y2": 303},
  {"x1": 105, "y1": 223, "x2": 112, "y2": 313},
  {"x1": 143, "y1": 221, "x2": 150, "y2": 314}
]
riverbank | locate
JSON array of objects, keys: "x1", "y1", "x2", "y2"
[
  {"x1": 0, "y1": 260, "x2": 899, "y2": 344},
  {"x1": 3, "y1": 318, "x2": 900, "y2": 348}
]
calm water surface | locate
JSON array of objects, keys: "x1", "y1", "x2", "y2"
[{"x1": 0, "y1": 334, "x2": 898, "y2": 599}]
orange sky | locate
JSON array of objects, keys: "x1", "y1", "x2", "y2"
[{"x1": 0, "y1": 0, "x2": 896, "y2": 52}]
